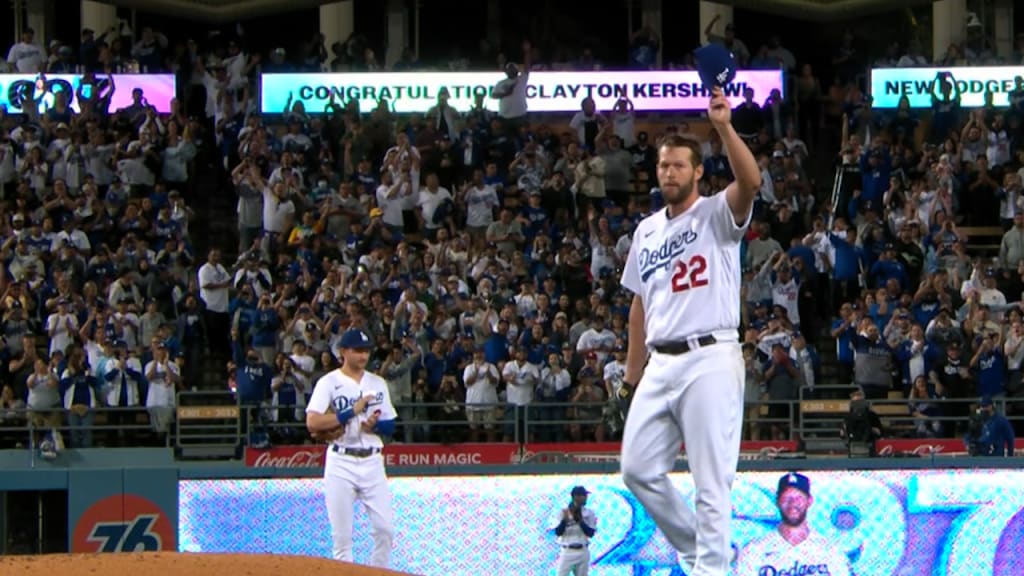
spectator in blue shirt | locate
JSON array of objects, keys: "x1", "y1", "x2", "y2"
[
  {"x1": 966, "y1": 396, "x2": 1015, "y2": 457},
  {"x1": 519, "y1": 191, "x2": 549, "y2": 242},
  {"x1": 858, "y1": 146, "x2": 891, "y2": 204},
  {"x1": 484, "y1": 319, "x2": 511, "y2": 365},
  {"x1": 868, "y1": 288, "x2": 896, "y2": 332},
  {"x1": 869, "y1": 244, "x2": 909, "y2": 291},
  {"x1": 895, "y1": 325, "x2": 941, "y2": 393},
  {"x1": 233, "y1": 347, "x2": 273, "y2": 443},
  {"x1": 827, "y1": 220, "x2": 864, "y2": 310},
  {"x1": 970, "y1": 333, "x2": 1006, "y2": 398},
  {"x1": 422, "y1": 338, "x2": 448, "y2": 394},
  {"x1": 249, "y1": 295, "x2": 281, "y2": 365},
  {"x1": 59, "y1": 345, "x2": 103, "y2": 448},
  {"x1": 234, "y1": 346, "x2": 272, "y2": 407},
  {"x1": 830, "y1": 308, "x2": 861, "y2": 389},
  {"x1": 271, "y1": 354, "x2": 304, "y2": 437}
]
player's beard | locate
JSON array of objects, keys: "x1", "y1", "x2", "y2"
[
  {"x1": 661, "y1": 174, "x2": 697, "y2": 206},
  {"x1": 780, "y1": 506, "x2": 807, "y2": 527}
]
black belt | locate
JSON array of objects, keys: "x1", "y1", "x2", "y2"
[
  {"x1": 331, "y1": 445, "x2": 382, "y2": 458},
  {"x1": 563, "y1": 543, "x2": 587, "y2": 549},
  {"x1": 653, "y1": 335, "x2": 717, "y2": 355}
]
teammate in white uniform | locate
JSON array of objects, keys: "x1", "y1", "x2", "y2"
[
  {"x1": 619, "y1": 87, "x2": 761, "y2": 576},
  {"x1": 305, "y1": 328, "x2": 397, "y2": 567},
  {"x1": 735, "y1": 473, "x2": 852, "y2": 576},
  {"x1": 553, "y1": 486, "x2": 598, "y2": 576}
]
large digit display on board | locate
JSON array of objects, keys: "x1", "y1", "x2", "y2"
[
  {"x1": 0, "y1": 74, "x2": 177, "y2": 114},
  {"x1": 260, "y1": 70, "x2": 785, "y2": 114},
  {"x1": 179, "y1": 470, "x2": 1024, "y2": 576}
]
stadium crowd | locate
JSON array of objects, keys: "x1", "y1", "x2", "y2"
[{"x1": 0, "y1": 15, "x2": 1023, "y2": 453}]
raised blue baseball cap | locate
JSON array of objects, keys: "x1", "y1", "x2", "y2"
[
  {"x1": 694, "y1": 43, "x2": 737, "y2": 90},
  {"x1": 777, "y1": 472, "x2": 811, "y2": 498},
  {"x1": 337, "y1": 328, "x2": 373, "y2": 350}
]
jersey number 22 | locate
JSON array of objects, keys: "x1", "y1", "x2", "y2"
[{"x1": 671, "y1": 255, "x2": 708, "y2": 293}]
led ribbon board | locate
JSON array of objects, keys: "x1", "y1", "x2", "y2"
[
  {"x1": 0, "y1": 74, "x2": 177, "y2": 114},
  {"x1": 870, "y1": 66, "x2": 1024, "y2": 108},
  {"x1": 260, "y1": 70, "x2": 786, "y2": 114},
  {"x1": 180, "y1": 469, "x2": 1024, "y2": 576}
]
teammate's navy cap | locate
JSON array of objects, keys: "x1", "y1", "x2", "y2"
[
  {"x1": 571, "y1": 486, "x2": 590, "y2": 496},
  {"x1": 777, "y1": 472, "x2": 811, "y2": 498},
  {"x1": 693, "y1": 43, "x2": 737, "y2": 89},
  {"x1": 980, "y1": 396, "x2": 994, "y2": 407},
  {"x1": 338, "y1": 328, "x2": 373, "y2": 350}
]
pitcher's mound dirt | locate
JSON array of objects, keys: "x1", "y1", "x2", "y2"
[{"x1": 0, "y1": 552, "x2": 418, "y2": 576}]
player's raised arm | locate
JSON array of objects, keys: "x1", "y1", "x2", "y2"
[{"x1": 709, "y1": 86, "x2": 761, "y2": 224}]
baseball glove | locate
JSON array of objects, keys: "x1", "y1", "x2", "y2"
[
  {"x1": 616, "y1": 382, "x2": 634, "y2": 418},
  {"x1": 310, "y1": 406, "x2": 344, "y2": 443}
]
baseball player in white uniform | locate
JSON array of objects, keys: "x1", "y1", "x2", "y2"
[
  {"x1": 735, "y1": 473, "x2": 852, "y2": 576},
  {"x1": 618, "y1": 87, "x2": 761, "y2": 576},
  {"x1": 553, "y1": 486, "x2": 598, "y2": 576},
  {"x1": 305, "y1": 328, "x2": 397, "y2": 567}
]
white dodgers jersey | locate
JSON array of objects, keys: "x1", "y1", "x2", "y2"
[
  {"x1": 556, "y1": 507, "x2": 599, "y2": 547},
  {"x1": 306, "y1": 369, "x2": 397, "y2": 450},
  {"x1": 621, "y1": 192, "x2": 750, "y2": 346},
  {"x1": 734, "y1": 529, "x2": 851, "y2": 576}
]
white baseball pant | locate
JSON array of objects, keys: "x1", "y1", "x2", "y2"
[
  {"x1": 620, "y1": 342, "x2": 745, "y2": 576},
  {"x1": 556, "y1": 545, "x2": 590, "y2": 576},
  {"x1": 323, "y1": 451, "x2": 394, "y2": 567}
]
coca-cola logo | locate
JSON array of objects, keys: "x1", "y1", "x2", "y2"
[
  {"x1": 757, "y1": 446, "x2": 789, "y2": 459},
  {"x1": 249, "y1": 449, "x2": 324, "y2": 468},
  {"x1": 877, "y1": 443, "x2": 957, "y2": 458},
  {"x1": 912, "y1": 444, "x2": 945, "y2": 456}
]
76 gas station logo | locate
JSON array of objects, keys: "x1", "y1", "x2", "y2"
[
  {"x1": 87, "y1": 515, "x2": 164, "y2": 552},
  {"x1": 72, "y1": 494, "x2": 176, "y2": 553}
]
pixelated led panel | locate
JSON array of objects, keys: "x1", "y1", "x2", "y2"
[{"x1": 179, "y1": 471, "x2": 1024, "y2": 576}]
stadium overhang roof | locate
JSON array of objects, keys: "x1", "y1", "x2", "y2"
[
  {"x1": 725, "y1": 0, "x2": 936, "y2": 22},
  {"x1": 104, "y1": 0, "x2": 936, "y2": 24},
  {"x1": 103, "y1": 0, "x2": 331, "y2": 23}
]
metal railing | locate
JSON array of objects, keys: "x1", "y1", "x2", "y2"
[
  {"x1": 1, "y1": 390, "x2": 1020, "y2": 457},
  {"x1": 237, "y1": 400, "x2": 613, "y2": 446},
  {"x1": 175, "y1": 390, "x2": 243, "y2": 459},
  {"x1": 0, "y1": 405, "x2": 171, "y2": 452}
]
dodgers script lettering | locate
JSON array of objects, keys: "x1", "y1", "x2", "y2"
[
  {"x1": 757, "y1": 563, "x2": 831, "y2": 576},
  {"x1": 638, "y1": 230, "x2": 699, "y2": 282},
  {"x1": 333, "y1": 392, "x2": 385, "y2": 412}
]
